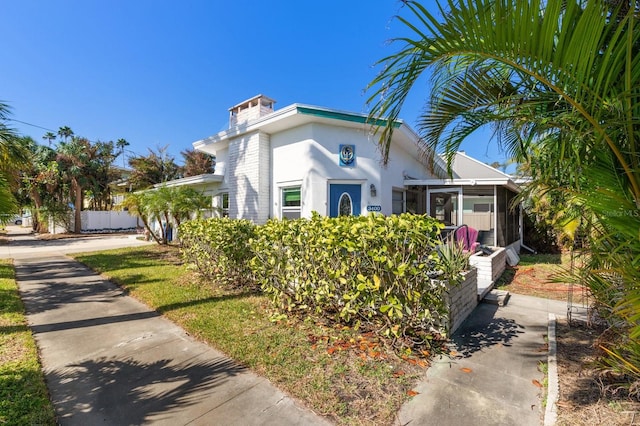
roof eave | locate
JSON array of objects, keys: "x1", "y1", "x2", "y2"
[{"x1": 404, "y1": 178, "x2": 521, "y2": 192}]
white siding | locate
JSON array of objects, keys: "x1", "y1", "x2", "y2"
[{"x1": 225, "y1": 131, "x2": 270, "y2": 223}]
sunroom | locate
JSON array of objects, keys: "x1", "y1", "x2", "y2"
[{"x1": 400, "y1": 152, "x2": 521, "y2": 251}]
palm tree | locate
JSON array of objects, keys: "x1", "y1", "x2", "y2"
[
  {"x1": 121, "y1": 186, "x2": 209, "y2": 245},
  {"x1": 18, "y1": 138, "x2": 58, "y2": 232},
  {"x1": 168, "y1": 186, "x2": 210, "y2": 228},
  {"x1": 120, "y1": 192, "x2": 162, "y2": 244},
  {"x1": 57, "y1": 126, "x2": 74, "y2": 142},
  {"x1": 42, "y1": 131, "x2": 56, "y2": 147},
  {"x1": 56, "y1": 137, "x2": 98, "y2": 232},
  {"x1": 0, "y1": 102, "x2": 27, "y2": 217},
  {"x1": 367, "y1": 0, "x2": 640, "y2": 389},
  {"x1": 116, "y1": 138, "x2": 129, "y2": 168}
]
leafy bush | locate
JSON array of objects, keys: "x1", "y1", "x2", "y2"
[
  {"x1": 179, "y1": 218, "x2": 257, "y2": 290},
  {"x1": 250, "y1": 213, "x2": 450, "y2": 343}
]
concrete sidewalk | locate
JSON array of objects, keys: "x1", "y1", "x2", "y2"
[
  {"x1": 397, "y1": 294, "x2": 572, "y2": 426},
  {"x1": 8, "y1": 230, "x2": 330, "y2": 425},
  {"x1": 16, "y1": 256, "x2": 331, "y2": 425}
]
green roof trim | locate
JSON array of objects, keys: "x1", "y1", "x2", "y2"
[{"x1": 296, "y1": 106, "x2": 401, "y2": 128}]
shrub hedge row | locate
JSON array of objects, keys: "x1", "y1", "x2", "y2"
[
  {"x1": 179, "y1": 213, "x2": 452, "y2": 341},
  {"x1": 179, "y1": 218, "x2": 257, "y2": 290}
]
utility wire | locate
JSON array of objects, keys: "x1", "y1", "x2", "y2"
[
  {"x1": 7, "y1": 117, "x2": 120, "y2": 147},
  {"x1": 7, "y1": 118, "x2": 57, "y2": 133}
]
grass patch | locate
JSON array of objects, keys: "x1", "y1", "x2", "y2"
[
  {"x1": 519, "y1": 253, "x2": 563, "y2": 266},
  {"x1": 0, "y1": 259, "x2": 56, "y2": 425},
  {"x1": 72, "y1": 245, "x2": 426, "y2": 425}
]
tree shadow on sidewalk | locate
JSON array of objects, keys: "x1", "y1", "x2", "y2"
[
  {"x1": 450, "y1": 303, "x2": 523, "y2": 358},
  {"x1": 47, "y1": 355, "x2": 246, "y2": 424}
]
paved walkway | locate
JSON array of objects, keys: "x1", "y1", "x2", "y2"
[
  {"x1": 4, "y1": 228, "x2": 330, "y2": 425},
  {"x1": 4, "y1": 226, "x2": 584, "y2": 425},
  {"x1": 398, "y1": 294, "x2": 575, "y2": 426}
]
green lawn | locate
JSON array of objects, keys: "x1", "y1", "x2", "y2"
[
  {"x1": 72, "y1": 245, "x2": 424, "y2": 425},
  {"x1": 0, "y1": 260, "x2": 56, "y2": 425}
]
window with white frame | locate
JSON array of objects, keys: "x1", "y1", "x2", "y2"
[{"x1": 281, "y1": 186, "x2": 301, "y2": 219}]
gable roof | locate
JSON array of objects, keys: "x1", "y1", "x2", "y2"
[
  {"x1": 450, "y1": 151, "x2": 512, "y2": 179},
  {"x1": 153, "y1": 173, "x2": 223, "y2": 189},
  {"x1": 404, "y1": 152, "x2": 520, "y2": 192}
]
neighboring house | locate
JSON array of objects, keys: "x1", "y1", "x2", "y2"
[
  {"x1": 154, "y1": 173, "x2": 223, "y2": 217},
  {"x1": 109, "y1": 165, "x2": 133, "y2": 207},
  {"x1": 169, "y1": 94, "x2": 520, "y2": 249}
]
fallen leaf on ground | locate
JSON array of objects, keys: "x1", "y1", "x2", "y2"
[
  {"x1": 407, "y1": 390, "x2": 419, "y2": 397},
  {"x1": 536, "y1": 344, "x2": 549, "y2": 352},
  {"x1": 460, "y1": 367, "x2": 473, "y2": 373},
  {"x1": 532, "y1": 379, "x2": 543, "y2": 388}
]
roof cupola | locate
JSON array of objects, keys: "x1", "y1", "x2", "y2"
[{"x1": 228, "y1": 94, "x2": 275, "y2": 128}]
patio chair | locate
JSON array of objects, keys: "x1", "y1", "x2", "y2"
[{"x1": 454, "y1": 224, "x2": 480, "y2": 253}]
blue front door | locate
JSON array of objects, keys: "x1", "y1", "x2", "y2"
[{"x1": 329, "y1": 184, "x2": 361, "y2": 217}]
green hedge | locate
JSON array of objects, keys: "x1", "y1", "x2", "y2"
[
  {"x1": 179, "y1": 218, "x2": 257, "y2": 290},
  {"x1": 180, "y1": 213, "x2": 451, "y2": 341},
  {"x1": 250, "y1": 213, "x2": 448, "y2": 339}
]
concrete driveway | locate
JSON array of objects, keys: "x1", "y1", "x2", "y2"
[{"x1": 0, "y1": 226, "x2": 153, "y2": 260}]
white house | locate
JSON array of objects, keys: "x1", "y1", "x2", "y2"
[
  {"x1": 192, "y1": 94, "x2": 439, "y2": 222},
  {"x1": 184, "y1": 94, "x2": 521, "y2": 250}
]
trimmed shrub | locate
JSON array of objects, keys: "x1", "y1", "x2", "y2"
[
  {"x1": 179, "y1": 218, "x2": 257, "y2": 290},
  {"x1": 250, "y1": 213, "x2": 449, "y2": 341}
]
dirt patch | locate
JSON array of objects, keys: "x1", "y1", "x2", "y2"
[
  {"x1": 496, "y1": 264, "x2": 584, "y2": 302},
  {"x1": 556, "y1": 320, "x2": 640, "y2": 425}
]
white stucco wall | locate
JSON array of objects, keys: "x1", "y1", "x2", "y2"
[{"x1": 271, "y1": 123, "x2": 434, "y2": 218}]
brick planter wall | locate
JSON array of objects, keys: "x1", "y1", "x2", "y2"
[
  {"x1": 446, "y1": 268, "x2": 478, "y2": 335},
  {"x1": 469, "y1": 247, "x2": 506, "y2": 285}
]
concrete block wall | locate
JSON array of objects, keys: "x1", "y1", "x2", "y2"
[{"x1": 446, "y1": 268, "x2": 478, "y2": 335}]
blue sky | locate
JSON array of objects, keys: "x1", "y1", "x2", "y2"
[{"x1": 1, "y1": 0, "x2": 510, "y2": 168}]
